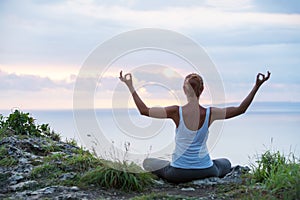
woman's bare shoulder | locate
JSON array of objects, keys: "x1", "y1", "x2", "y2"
[{"x1": 165, "y1": 105, "x2": 179, "y2": 113}]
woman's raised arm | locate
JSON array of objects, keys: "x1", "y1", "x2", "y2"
[
  {"x1": 119, "y1": 71, "x2": 178, "y2": 121},
  {"x1": 210, "y1": 71, "x2": 271, "y2": 124}
]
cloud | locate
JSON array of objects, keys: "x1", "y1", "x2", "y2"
[
  {"x1": 0, "y1": 68, "x2": 75, "y2": 109},
  {"x1": 0, "y1": 69, "x2": 73, "y2": 91},
  {"x1": 49, "y1": 2, "x2": 300, "y2": 30},
  {"x1": 1, "y1": 0, "x2": 300, "y2": 69},
  {"x1": 1, "y1": 0, "x2": 300, "y2": 108}
]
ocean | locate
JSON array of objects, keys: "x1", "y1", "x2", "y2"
[{"x1": 1, "y1": 102, "x2": 299, "y2": 167}]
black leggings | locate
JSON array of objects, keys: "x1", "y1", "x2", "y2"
[{"x1": 143, "y1": 158, "x2": 231, "y2": 184}]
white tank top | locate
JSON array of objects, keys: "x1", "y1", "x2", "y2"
[{"x1": 171, "y1": 106, "x2": 213, "y2": 169}]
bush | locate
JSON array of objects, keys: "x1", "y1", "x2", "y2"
[{"x1": 0, "y1": 110, "x2": 60, "y2": 141}]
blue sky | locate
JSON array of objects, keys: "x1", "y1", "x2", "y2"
[{"x1": 0, "y1": 0, "x2": 300, "y2": 109}]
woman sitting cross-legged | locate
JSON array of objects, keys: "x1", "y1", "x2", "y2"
[{"x1": 119, "y1": 70, "x2": 271, "y2": 184}]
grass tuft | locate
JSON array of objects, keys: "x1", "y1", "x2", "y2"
[
  {"x1": 79, "y1": 161, "x2": 153, "y2": 191},
  {"x1": 0, "y1": 145, "x2": 18, "y2": 167},
  {"x1": 0, "y1": 157, "x2": 18, "y2": 167},
  {"x1": 30, "y1": 163, "x2": 62, "y2": 180},
  {"x1": 249, "y1": 150, "x2": 300, "y2": 199}
]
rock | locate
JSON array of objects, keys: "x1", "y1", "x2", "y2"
[
  {"x1": 70, "y1": 186, "x2": 80, "y2": 192},
  {"x1": 9, "y1": 180, "x2": 38, "y2": 191},
  {"x1": 193, "y1": 165, "x2": 250, "y2": 186},
  {"x1": 8, "y1": 173, "x2": 24, "y2": 184},
  {"x1": 193, "y1": 177, "x2": 222, "y2": 186},
  {"x1": 19, "y1": 158, "x2": 29, "y2": 164},
  {"x1": 31, "y1": 186, "x2": 56, "y2": 195},
  {"x1": 15, "y1": 163, "x2": 33, "y2": 174},
  {"x1": 13, "y1": 186, "x2": 90, "y2": 200},
  {"x1": 153, "y1": 179, "x2": 165, "y2": 185},
  {"x1": 30, "y1": 158, "x2": 44, "y2": 166},
  {"x1": 0, "y1": 134, "x2": 100, "y2": 199},
  {"x1": 224, "y1": 165, "x2": 249, "y2": 179},
  {"x1": 59, "y1": 172, "x2": 76, "y2": 181},
  {"x1": 0, "y1": 136, "x2": 17, "y2": 145},
  {"x1": 0, "y1": 172, "x2": 11, "y2": 193},
  {"x1": 181, "y1": 187, "x2": 195, "y2": 191}
]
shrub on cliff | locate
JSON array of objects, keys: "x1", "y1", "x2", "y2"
[{"x1": 0, "y1": 110, "x2": 60, "y2": 141}]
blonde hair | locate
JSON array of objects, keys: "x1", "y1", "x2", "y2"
[{"x1": 184, "y1": 73, "x2": 204, "y2": 98}]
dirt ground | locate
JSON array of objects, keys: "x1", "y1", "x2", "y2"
[{"x1": 85, "y1": 182, "x2": 236, "y2": 200}]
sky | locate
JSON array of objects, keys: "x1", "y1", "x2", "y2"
[{"x1": 1, "y1": 0, "x2": 300, "y2": 109}]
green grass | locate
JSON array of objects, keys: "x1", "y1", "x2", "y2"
[
  {"x1": 30, "y1": 149, "x2": 103, "y2": 184},
  {"x1": 0, "y1": 145, "x2": 18, "y2": 167},
  {"x1": 0, "y1": 145, "x2": 8, "y2": 155},
  {"x1": 79, "y1": 161, "x2": 153, "y2": 191},
  {"x1": 240, "y1": 150, "x2": 300, "y2": 200},
  {"x1": 30, "y1": 163, "x2": 62, "y2": 180},
  {"x1": 0, "y1": 157, "x2": 18, "y2": 167},
  {"x1": 65, "y1": 153, "x2": 103, "y2": 173}
]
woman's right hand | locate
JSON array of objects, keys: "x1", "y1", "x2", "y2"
[
  {"x1": 119, "y1": 70, "x2": 133, "y2": 88},
  {"x1": 256, "y1": 71, "x2": 271, "y2": 87}
]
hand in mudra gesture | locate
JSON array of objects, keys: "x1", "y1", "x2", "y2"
[
  {"x1": 119, "y1": 70, "x2": 133, "y2": 88},
  {"x1": 256, "y1": 71, "x2": 271, "y2": 87}
]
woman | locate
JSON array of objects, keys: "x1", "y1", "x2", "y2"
[{"x1": 119, "y1": 70, "x2": 271, "y2": 183}]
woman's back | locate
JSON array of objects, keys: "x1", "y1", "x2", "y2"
[
  {"x1": 181, "y1": 104, "x2": 207, "y2": 131},
  {"x1": 171, "y1": 105, "x2": 213, "y2": 169}
]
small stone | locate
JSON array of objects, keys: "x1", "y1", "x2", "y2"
[
  {"x1": 181, "y1": 187, "x2": 195, "y2": 191},
  {"x1": 70, "y1": 186, "x2": 79, "y2": 192},
  {"x1": 32, "y1": 186, "x2": 56, "y2": 195},
  {"x1": 31, "y1": 159, "x2": 43, "y2": 166},
  {"x1": 19, "y1": 158, "x2": 29, "y2": 164},
  {"x1": 9, "y1": 180, "x2": 38, "y2": 191},
  {"x1": 59, "y1": 172, "x2": 76, "y2": 181},
  {"x1": 51, "y1": 151, "x2": 64, "y2": 155},
  {"x1": 192, "y1": 165, "x2": 250, "y2": 186},
  {"x1": 9, "y1": 173, "x2": 24, "y2": 183},
  {"x1": 153, "y1": 179, "x2": 165, "y2": 185}
]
